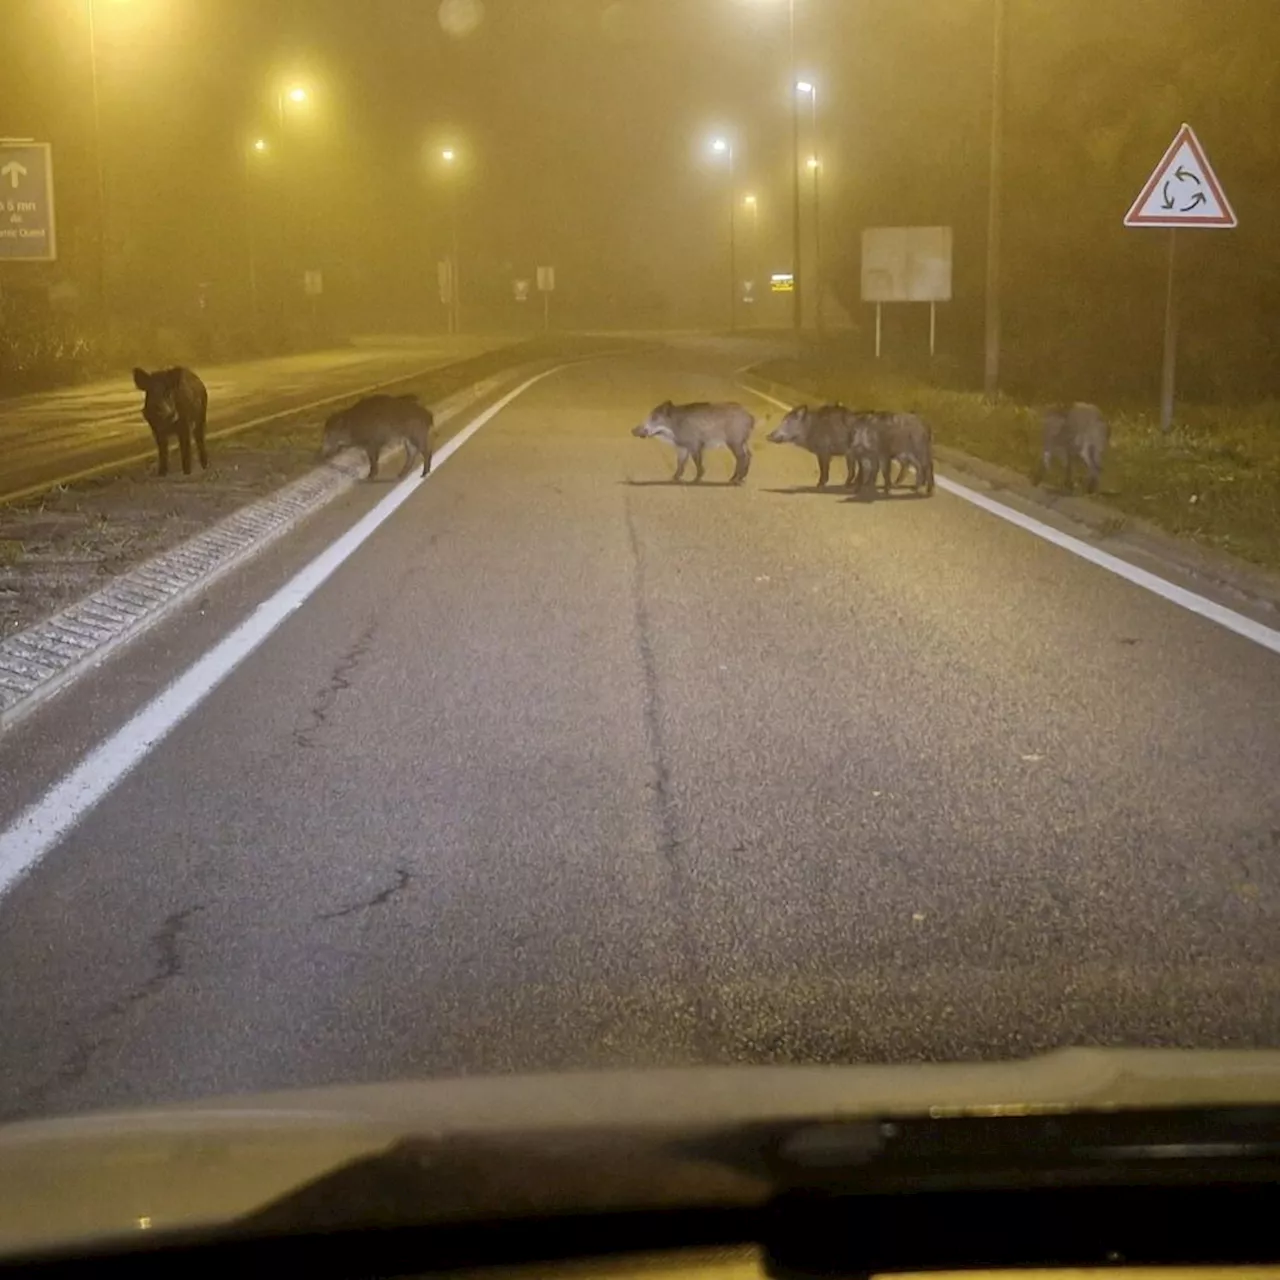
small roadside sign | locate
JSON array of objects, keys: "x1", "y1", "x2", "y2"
[
  {"x1": 770, "y1": 272, "x2": 794, "y2": 293},
  {"x1": 302, "y1": 269, "x2": 323, "y2": 296},
  {"x1": 514, "y1": 278, "x2": 530, "y2": 302},
  {"x1": 0, "y1": 140, "x2": 56, "y2": 262},
  {"x1": 1124, "y1": 123, "x2": 1236, "y2": 228},
  {"x1": 536, "y1": 265, "x2": 555, "y2": 292}
]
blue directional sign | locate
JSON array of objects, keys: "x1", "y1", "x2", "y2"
[{"x1": 0, "y1": 142, "x2": 56, "y2": 262}]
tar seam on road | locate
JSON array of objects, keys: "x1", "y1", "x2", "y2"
[
  {"x1": 0, "y1": 364, "x2": 571, "y2": 905},
  {"x1": 623, "y1": 490, "x2": 714, "y2": 1056},
  {"x1": 745, "y1": 385, "x2": 1280, "y2": 658},
  {"x1": 5, "y1": 903, "x2": 203, "y2": 1118}
]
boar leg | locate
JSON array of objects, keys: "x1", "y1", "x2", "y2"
[
  {"x1": 816, "y1": 453, "x2": 831, "y2": 488},
  {"x1": 729, "y1": 443, "x2": 750, "y2": 484},
  {"x1": 397, "y1": 440, "x2": 417, "y2": 479},
  {"x1": 673, "y1": 447, "x2": 689, "y2": 481},
  {"x1": 194, "y1": 420, "x2": 209, "y2": 470},
  {"x1": 176, "y1": 426, "x2": 193, "y2": 476},
  {"x1": 844, "y1": 453, "x2": 861, "y2": 488},
  {"x1": 692, "y1": 448, "x2": 705, "y2": 482},
  {"x1": 153, "y1": 429, "x2": 169, "y2": 478},
  {"x1": 366, "y1": 445, "x2": 381, "y2": 480}
]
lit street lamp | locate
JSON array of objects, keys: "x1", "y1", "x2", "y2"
[
  {"x1": 797, "y1": 79, "x2": 822, "y2": 332},
  {"x1": 711, "y1": 137, "x2": 737, "y2": 331},
  {"x1": 278, "y1": 84, "x2": 309, "y2": 128},
  {"x1": 243, "y1": 138, "x2": 272, "y2": 330},
  {"x1": 440, "y1": 147, "x2": 461, "y2": 334}
]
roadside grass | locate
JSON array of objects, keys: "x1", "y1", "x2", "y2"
[{"x1": 753, "y1": 356, "x2": 1280, "y2": 572}]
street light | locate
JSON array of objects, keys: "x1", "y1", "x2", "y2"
[
  {"x1": 710, "y1": 137, "x2": 737, "y2": 331},
  {"x1": 743, "y1": 195, "x2": 759, "y2": 324},
  {"x1": 243, "y1": 137, "x2": 272, "y2": 329},
  {"x1": 277, "y1": 83, "x2": 309, "y2": 128},
  {"x1": 440, "y1": 147, "x2": 461, "y2": 334},
  {"x1": 797, "y1": 78, "x2": 822, "y2": 332}
]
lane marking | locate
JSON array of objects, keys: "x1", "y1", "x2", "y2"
[
  {"x1": 0, "y1": 364, "x2": 566, "y2": 901},
  {"x1": 743, "y1": 385, "x2": 1280, "y2": 657}
]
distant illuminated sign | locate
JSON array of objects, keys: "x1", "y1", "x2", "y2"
[
  {"x1": 514, "y1": 278, "x2": 530, "y2": 302},
  {"x1": 770, "y1": 272, "x2": 794, "y2": 293},
  {"x1": 861, "y1": 227, "x2": 952, "y2": 302}
]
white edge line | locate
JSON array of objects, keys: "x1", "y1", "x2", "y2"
[
  {"x1": 740, "y1": 382, "x2": 1280, "y2": 658},
  {"x1": 0, "y1": 363, "x2": 567, "y2": 900},
  {"x1": 0, "y1": 375, "x2": 513, "y2": 737}
]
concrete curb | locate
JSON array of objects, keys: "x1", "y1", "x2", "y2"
[
  {"x1": 739, "y1": 369, "x2": 1280, "y2": 623},
  {"x1": 0, "y1": 370, "x2": 516, "y2": 735}
]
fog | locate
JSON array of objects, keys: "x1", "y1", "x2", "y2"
[{"x1": 4, "y1": 0, "x2": 1278, "y2": 400}]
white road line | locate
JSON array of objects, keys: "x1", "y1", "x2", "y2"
[
  {"x1": 0, "y1": 364, "x2": 565, "y2": 902},
  {"x1": 742, "y1": 384, "x2": 1280, "y2": 657}
]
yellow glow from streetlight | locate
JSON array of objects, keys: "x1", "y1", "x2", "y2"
[
  {"x1": 441, "y1": 147, "x2": 456, "y2": 162},
  {"x1": 743, "y1": 194, "x2": 757, "y2": 207},
  {"x1": 287, "y1": 85, "x2": 308, "y2": 104},
  {"x1": 711, "y1": 137, "x2": 729, "y2": 153},
  {"x1": 807, "y1": 156, "x2": 820, "y2": 170},
  {"x1": 252, "y1": 137, "x2": 268, "y2": 153},
  {"x1": 796, "y1": 80, "x2": 815, "y2": 95}
]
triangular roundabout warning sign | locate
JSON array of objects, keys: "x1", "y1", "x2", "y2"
[{"x1": 1125, "y1": 123, "x2": 1237, "y2": 228}]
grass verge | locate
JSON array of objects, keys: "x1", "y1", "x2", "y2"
[{"x1": 753, "y1": 353, "x2": 1280, "y2": 573}]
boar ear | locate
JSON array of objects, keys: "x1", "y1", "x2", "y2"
[
  {"x1": 797, "y1": 404, "x2": 809, "y2": 420},
  {"x1": 657, "y1": 400, "x2": 673, "y2": 413},
  {"x1": 132, "y1": 367, "x2": 151, "y2": 391}
]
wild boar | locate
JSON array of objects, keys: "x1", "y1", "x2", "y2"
[{"x1": 631, "y1": 400, "x2": 755, "y2": 484}]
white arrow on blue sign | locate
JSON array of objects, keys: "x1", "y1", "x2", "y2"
[{"x1": 0, "y1": 141, "x2": 56, "y2": 261}]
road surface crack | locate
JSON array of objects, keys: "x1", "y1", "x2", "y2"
[
  {"x1": 292, "y1": 619, "x2": 378, "y2": 749},
  {"x1": 7, "y1": 905, "x2": 203, "y2": 1118},
  {"x1": 318, "y1": 868, "x2": 412, "y2": 921},
  {"x1": 623, "y1": 494, "x2": 711, "y2": 1052}
]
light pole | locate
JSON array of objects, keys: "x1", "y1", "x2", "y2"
[
  {"x1": 272, "y1": 83, "x2": 311, "y2": 325},
  {"x1": 984, "y1": 0, "x2": 1006, "y2": 398},
  {"x1": 798, "y1": 80, "x2": 821, "y2": 332},
  {"x1": 743, "y1": 194, "x2": 758, "y2": 325},
  {"x1": 712, "y1": 138, "x2": 737, "y2": 331},
  {"x1": 440, "y1": 147, "x2": 461, "y2": 334},
  {"x1": 244, "y1": 138, "x2": 269, "y2": 332},
  {"x1": 86, "y1": 0, "x2": 110, "y2": 313},
  {"x1": 440, "y1": 147, "x2": 465, "y2": 337},
  {"x1": 788, "y1": 0, "x2": 802, "y2": 333}
]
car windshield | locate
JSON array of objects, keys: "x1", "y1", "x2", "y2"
[{"x1": 1, "y1": 0, "x2": 1279, "y2": 1220}]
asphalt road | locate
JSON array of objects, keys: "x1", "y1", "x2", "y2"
[
  {"x1": 0, "y1": 336, "x2": 515, "y2": 503},
  {"x1": 0, "y1": 343, "x2": 1278, "y2": 1121}
]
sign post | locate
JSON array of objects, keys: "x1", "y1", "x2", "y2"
[
  {"x1": 536, "y1": 264, "x2": 555, "y2": 333},
  {"x1": 860, "y1": 226, "x2": 952, "y2": 362},
  {"x1": 0, "y1": 141, "x2": 56, "y2": 262},
  {"x1": 1124, "y1": 123, "x2": 1236, "y2": 432}
]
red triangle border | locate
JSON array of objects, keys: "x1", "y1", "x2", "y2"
[{"x1": 1124, "y1": 123, "x2": 1237, "y2": 228}]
